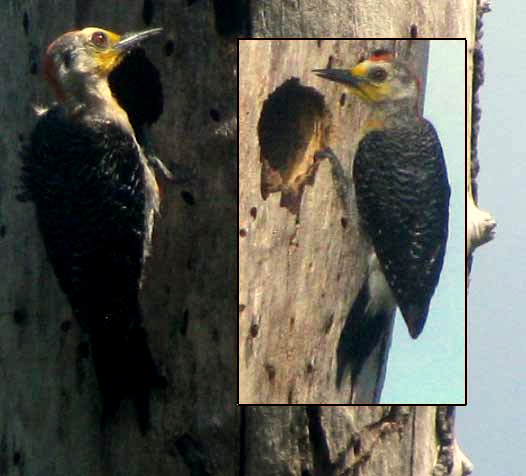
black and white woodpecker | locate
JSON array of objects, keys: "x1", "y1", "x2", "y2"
[
  {"x1": 314, "y1": 50, "x2": 450, "y2": 387},
  {"x1": 20, "y1": 27, "x2": 166, "y2": 433}
]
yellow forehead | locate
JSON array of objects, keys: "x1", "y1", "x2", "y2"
[
  {"x1": 347, "y1": 60, "x2": 392, "y2": 102},
  {"x1": 351, "y1": 59, "x2": 391, "y2": 78},
  {"x1": 350, "y1": 61, "x2": 369, "y2": 77}
]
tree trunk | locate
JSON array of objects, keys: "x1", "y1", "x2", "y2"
[
  {"x1": 239, "y1": 2, "x2": 476, "y2": 475},
  {"x1": 241, "y1": 406, "x2": 473, "y2": 476},
  {"x1": 239, "y1": 39, "x2": 431, "y2": 404},
  {"x1": 250, "y1": 1, "x2": 474, "y2": 38},
  {"x1": 0, "y1": 2, "x2": 236, "y2": 475},
  {"x1": 467, "y1": 1, "x2": 495, "y2": 277}
]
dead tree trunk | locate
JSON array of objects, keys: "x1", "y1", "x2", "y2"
[
  {"x1": 241, "y1": 406, "x2": 473, "y2": 476},
  {"x1": 239, "y1": 39, "x2": 431, "y2": 404},
  {"x1": 467, "y1": 1, "x2": 496, "y2": 281},
  {"x1": 239, "y1": 1, "x2": 475, "y2": 474},
  {"x1": 0, "y1": 2, "x2": 236, "y2": 475}
]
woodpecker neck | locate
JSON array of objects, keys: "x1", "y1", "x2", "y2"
[
  {"x1": 366, "y1": 97, "x2": 421, "y2": 130},
  {"x1": 64, "y1": 76, "x2": 133, "y2": 135}
]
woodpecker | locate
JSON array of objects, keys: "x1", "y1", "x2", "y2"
[
  {"x1": 20, "y1": 27, "x2": 166, "y2": 433},
  {"x1": 314, "y1": 50, "x2": 450, "y2": 385}
]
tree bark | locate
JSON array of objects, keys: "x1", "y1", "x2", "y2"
[
  {"x1": 467, "y1": 1, "x2": 495, "y2": 276},
  {"x1": 0, "y1": 2, "x2": 236, "y2": 475},
  {"x1": 250, "y1": 0, "x2": 474, "y2": 38},
  {"x1": 239, "y1": 1, "x2": 476, "y2": 474},
  {"x1": 241, "y1": 406, "x2": 473, "y2": 476},
  {"x1": 239, "y1": 39, "x2": 431, "y2": 404}
]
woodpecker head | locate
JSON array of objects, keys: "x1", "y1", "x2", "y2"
[
  {"x1": 43, "y1": 27, "x2": 162, "y2": 103},
  {"x1": 313, "y1": 50, "x2": 420, "y2": 107}
]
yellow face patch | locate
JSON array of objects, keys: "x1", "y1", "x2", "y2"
[
  {"x1": 347, "y1": 60, "x2": 392, "y2": 103},
  {"x1": 97, "y1": 49, "x2": 123, "y2": 75},
  {"x1": 350, "y1": 62, "x2": 369, "y2": 77},
  {"x1": 351, "y1": 80, "x2": 391, "y2": 103},
  {"x1": 81, "y1": 27, "x2": 125, "y2": 75}
]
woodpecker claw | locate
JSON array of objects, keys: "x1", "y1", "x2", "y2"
[
  {"x1": 314, "y1": 146, "x2": 338, "y2": 162},
  {"x1": 148, "y1": 156, "x2": 195, "y2": 185}
]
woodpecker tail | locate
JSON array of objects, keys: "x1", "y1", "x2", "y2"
[
  {"x1": 337, "y1": 253, "x2": 397, "y2": 402},
  {"x1": 89, "y1": 305, "x2": 161, "y2": 434},
  {"x1": 336, "y1": 277, "x2": 371, "y2": 390},
  {"x1": 336, "y1": 278, "x2": 394, "y2": 395},
  {"x1": 400, "y1": 303, "x2": 429, "y2": 339}
]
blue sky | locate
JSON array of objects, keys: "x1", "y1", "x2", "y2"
[
  {"x1": 457, "y1": 2, "x2": 526, "y2": 474},
  {"x1": 381, "y1": 40, "x2": 465, "y2": 403}
]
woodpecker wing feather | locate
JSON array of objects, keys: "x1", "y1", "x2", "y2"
[
  {"x1": 21, "y1": 105, "x2": 159, "y2": 431},
  {"x1": 352, "y1": 119, "x2": 450, "y2": 337},
  {"x1": 21, "y1": 106, "x2": 147, "y2": 314}
]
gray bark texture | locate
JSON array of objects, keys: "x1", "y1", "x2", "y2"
[
  {"x1": 0, "y1": 2, "x2": 236, "y2": 475},
  {"x1": 239, "y1": 39, "x2": 431, "y2": 404},
  {"x1": 239, "y1": 0, "x2": 475, "y2": 473},
  {"x1": 251, "y1": 0, "x2": 474, "y2": 38},
  {"x1": 241, "y1": 406, "x2": 473, "y2": 476},
  {"x1": 467, "y1": 1, "x2": 495, "y2": 277}
]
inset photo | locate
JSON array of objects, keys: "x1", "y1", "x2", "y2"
[{"x1": 239, "y1": 39, "x2": 466, "y2": 405}]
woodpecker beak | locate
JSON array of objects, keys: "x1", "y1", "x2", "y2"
[
  {"x1": 314, "y1": 64, "x2": 387, "y2": 103},
  {"x1": 312, "y1": 68, "x2": 365, "y2": 88},
  {"x1": 313, "y1": 67, "x2": 374, "y2": 102},
  {"x1": 97, "y1": 27, "x2": 163, "y2": 76},
  {"x1": 114, "y1": 27, "x2": 163, "y2": 52}
]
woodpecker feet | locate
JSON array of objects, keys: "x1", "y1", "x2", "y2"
[
  {"x1": 148, "y1": 154, "x2": 195, "y2": 185},
  {"x1": 313, "y1": 146, "x2": 338, "y2": 162},
  {"x1": 314, "y1": 147, "x2": 354, "y2": 220},
  {"x1": 147, "y1": 154, "x2": 175, "y2": 180}
]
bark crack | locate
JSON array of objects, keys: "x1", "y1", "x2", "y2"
[
  {"x1": 432, "y1": 406, "x2": 455, "y2": 476},
  {"x1": 306, "y1": 407, "x2": 413, "y2": 476},
  {"x1": 306, "y1": 406, "x2": 336, "y2": 476}
]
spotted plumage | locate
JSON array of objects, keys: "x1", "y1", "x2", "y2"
[
  {"x1": 314, "y1": 49, "x2": 450, "y2": 398},
  {"x1": 353, "y1": 119, "x2": 449, "y2": 337},
  {"x1": 20, "y1": 27, "x2": 164, "y2": 432}
]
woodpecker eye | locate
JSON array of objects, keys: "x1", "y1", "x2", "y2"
[
  {"x1": 91, "y1": 31, "x2": 108, "y2": 48},
  {"x1": 369, "y1": 67, "x2": 388, "y2": 82}
]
